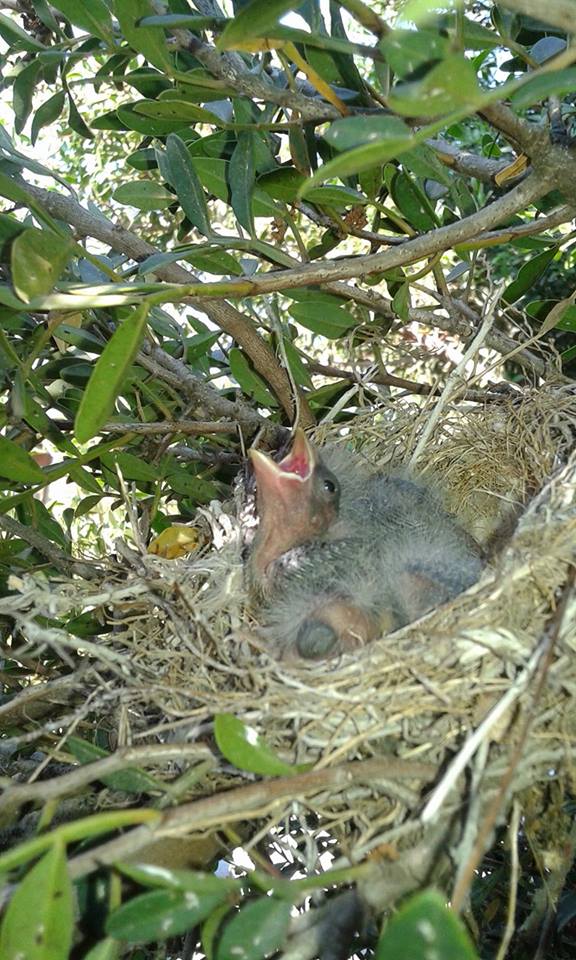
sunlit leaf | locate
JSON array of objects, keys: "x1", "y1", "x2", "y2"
[{"x1": 218, "y1": 0, "x2": 296, "y2": 50}]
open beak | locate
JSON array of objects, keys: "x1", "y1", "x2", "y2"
[{"x1": 248, "y1": 429, "x2": 317, "y2": 497}]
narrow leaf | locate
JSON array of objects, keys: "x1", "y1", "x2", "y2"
[
  {"x1": 74, "y1": 304, "x2": 149, "y2": 443},
  {"x1": 229, "y1": 133, "x2": 255, "y2": 233},
  {"x1": 50, "y1": 0, "x2": 113, "y2": 41},
  {"x1": 228, "y1": 348, "x2": 277, "y2": 407},
  {"x1": 164, "y1": 134, "x2": 211, "y2": 236},
  {"x1": 113, "y1": 181, "x2": 175, "y2": 211},
  {"x1": 106, "y1": 888, "x2": 225, "y2": 943}
]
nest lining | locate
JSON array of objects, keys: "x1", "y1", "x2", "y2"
[{"x1": 3, "y1": 384, "x2": 576, "y2": 865}]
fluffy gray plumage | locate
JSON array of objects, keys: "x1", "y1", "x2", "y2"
[{"x1": 255, "y1": 445, "x2": 485, "y2": 660}]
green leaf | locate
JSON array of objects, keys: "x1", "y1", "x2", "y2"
[
  {"x1": 305, "y1": 184, "x2": 368, "y2": 208},
  {"x1": 191, "y1": 157, "x2": 229, "y2": 201},
  {"x1": 380, "y1": 28, "x2": 449, "y2": 78},
  {"x1": 325, "y1": 115, "x2": 410, "y2": 151},
  {"x1": 67, "y1": 91, "x2": 94, "y2": 140},
  {"x1": 133, "y1": 99, "x2": 222, "y2": 125},
  {"x1": 117, "y1": 862, "x2": 239, "y2": 895},
  {"x1": 216, "y1": 898, "x2": 292, "y2": 960},
  {"x1": 229, "y1": 133, "x2": 255, "y2": 234},
  {"x1": 388, "y1": 55, "x2": 482, "y2": 118},
  {"x1": 164, "y1": 134, "x2": 211, "y2": 236},
  {"x1": 214, "y1": 713, "x2": 298, "y2": 776},
  {"x1": 13, "y1": 59, "x2": 43, "y2": 134},
  {"x1": 283, "y1": 339, "x2": 313, "y2": 388},
  {"x1": 393, "y1": 283, "x2": 411, "y2": 322},
  {"x1": 258, "y1": 167, "x2": 306, "y2": 202},
  {"x1": 511, "y1": 69, "x2": 576, "y2": 108},
  {"x1": 218, "y1": 0, "x2": 296, "y2": 49},
  {"x1": 113, "y1": 181, "x2": 175, "y2": 211},
  {"x1": 106, "y1": 888, "x2": 226, "y2": 943},
  {"x1": 0, "y1": 11, "x2": 45, "y2": 51},
  {"x1": 401, "y1": 144, "x2": 451, "y2": 185},
  {"x1": 162, "y1": 469, "x2": 218, "y2": 503},
  {"x1": 299, "y1": 134, "x2": 415, "y2": 193},
  {"x1": 390, "y1": 172, "x2": 437, "y2": 231},
  {"x1": 83, "y1": 939, "x2": 120, "y2": 960},
  {"x1": 74, "y1": 304, "x2": 149, "y2": 443},
  {"x1": 11, "y1": 228, "x2": 74, "y2": 301},
  {"x1": 31, "y1": 91, "x2": 66, "y2": 145},
  {"x1": 67, "y1": 736, "x2": 161, "y2": 794},
  {"x1": 0, "y1": 841, "x2": 73, "y2": 960},
  {"x1": 503, "y1": 248, "x2": 557, "y2": 304},
  {"x1": 113, "y1": 0, "x2": 173, "y2": 73},
  {"x1": 375, "y1": 890, "x2": 477, "y2": 960},
  {"x1": 50, "y1": 0, "x2": 113, "y2": 41},
  {"x1": 288, "y1": 299, "x2": 355, "y2": 339},
  {"x1": 100, "y1": 450, "x2": 158, "y2": 484},
  {"x1": 0, "y1": 437, "x2": 46, "y2": 483},
  {"x1": 228, "y1": 348, "x2": 277, "y2": 407}
]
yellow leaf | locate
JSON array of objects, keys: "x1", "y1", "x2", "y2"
[{"x1": 148, "y1": 524, "x2": 203, "y2": 559}]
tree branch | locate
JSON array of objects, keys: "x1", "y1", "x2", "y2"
[
  {"x1": 500, "y1": 0, "x2": 576, "y2": 34},
  {"x1": 67, "y1": 757, "x2": 436, "y2": 880},
  {"x1": 0, "y1": 515, "x2": 101, "y2": 580}
]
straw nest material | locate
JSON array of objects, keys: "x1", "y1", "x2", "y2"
[{"x1": 3, "y1": 382, "x2": 576, "y2": 902}]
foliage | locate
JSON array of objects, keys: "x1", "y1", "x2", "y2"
[{"x1": 1, "y1": 0, "x2": 576, "y2": 957}]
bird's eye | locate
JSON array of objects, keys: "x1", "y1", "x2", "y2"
[{"x1": 323, "y1": 478, "x2": 337, "y2": 494}]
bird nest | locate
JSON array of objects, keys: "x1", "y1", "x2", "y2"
[{"x1": 3, "y1": 382, "x2": 576, "y2": 908}]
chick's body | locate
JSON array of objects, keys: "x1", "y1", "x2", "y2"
[{"x1": 249, "y1": 439, "x2": 485, "y2": 660}]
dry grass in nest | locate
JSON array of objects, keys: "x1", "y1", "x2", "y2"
[{"x1": 2, "y1": 382, "x2": 576, "y2": 902}]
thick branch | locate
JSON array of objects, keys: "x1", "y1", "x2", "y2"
[
  {"x1": 68, "y1": 757, "x2": 436, "y2": 880},
  {"x1": 22, "y1": 182, "x2": 312, "y2": 427},
  {"x1": 478, "y1": 103, "x2": 546, "y2": 154},
  {"x1": 500, "y1": 0, "x2": 576, "y2": 34}
]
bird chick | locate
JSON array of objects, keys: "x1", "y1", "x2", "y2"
[{"x1": 247, "y1": 433, "x2": 486, "y2": 660}]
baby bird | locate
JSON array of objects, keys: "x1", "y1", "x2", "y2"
[{"x1": 247, "y1": 432, "x2": 485, "y2": 660}]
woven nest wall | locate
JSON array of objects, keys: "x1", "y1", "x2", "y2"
[{"x1": 4, "y1": 382, "x2": 576, "y2": 902}]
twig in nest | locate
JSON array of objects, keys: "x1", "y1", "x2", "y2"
[{"x1": 408, "y1": 282, "x2": 504, "y2": 467}]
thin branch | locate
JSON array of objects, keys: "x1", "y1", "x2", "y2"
[
  {"x1": 0, "y1": 744, "x2": 214, "y2": 813},
  {"x1": 100, "y1": 420, "x2": 240, "y2": 436},
  {"x1": 308, "y1": 360, "x2": 507, "y2": 403}
]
